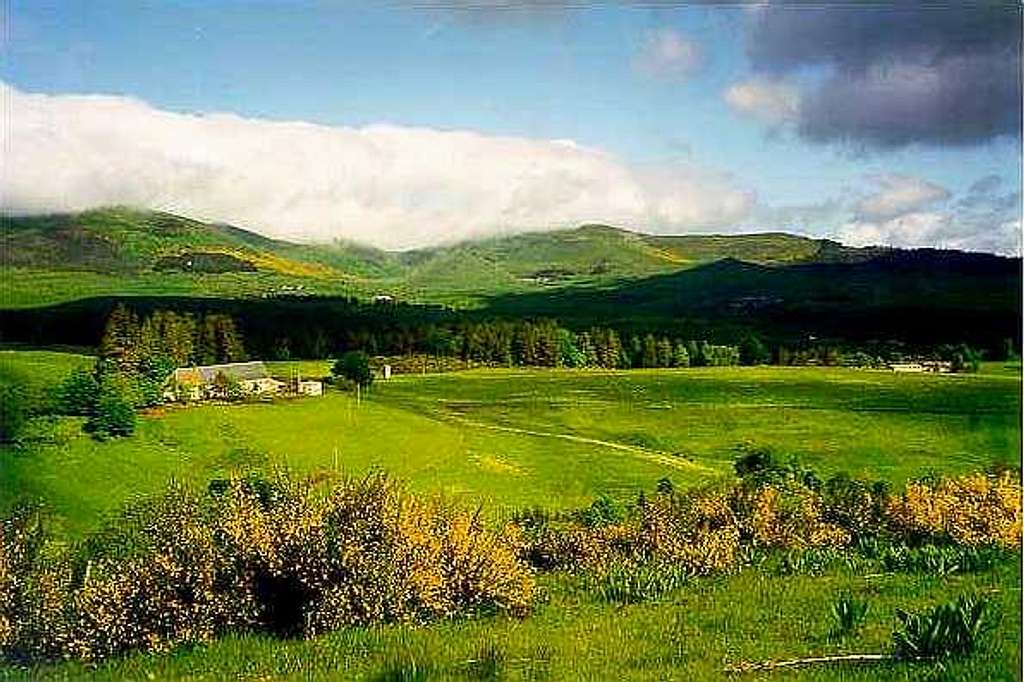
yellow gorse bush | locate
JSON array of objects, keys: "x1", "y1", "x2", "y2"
[
  {"x1": 0, "y1": 473, "x2": 534, "y2": 663},
  {"x1": 885, "y1": 472, "x2": 1022, "y2": 549},
  {"x1": 517, "y1": 469, "x2": 1021, "y2": 577}
]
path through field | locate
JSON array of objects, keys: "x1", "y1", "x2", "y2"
[{"x1": 446, "y1": 415, "x2": 714, "y2": 473}]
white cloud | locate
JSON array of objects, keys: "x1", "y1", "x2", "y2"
[
  {"x1": 635, "y1": 29, "x2": 703, "y2": 80},
  {"x1": 0, "y1": 83, "x2": 753, "y2": 249},
  {"x1": 837, "y1": 212, "x2": 1021, "y2": 256},
  {"x1": 838, "y1": 211, "x2": 950, "y2": 249},
  {"x1": 723, "y1": 78, "x2": 800, "y2": 126},
  {"x1": 854, "y1": 174, "x2": 950, "y2": 221}
]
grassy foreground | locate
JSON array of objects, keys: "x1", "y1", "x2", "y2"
[{"x1": 4, "y1": 564, "x2": 1019, "y2": 681}]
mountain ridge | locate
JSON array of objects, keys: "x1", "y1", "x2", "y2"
[{"x1": 2, "y1": 207, "x2": 1018, "y2": 309}]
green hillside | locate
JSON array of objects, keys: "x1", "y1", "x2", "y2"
[
  {"x1": 1, "y1": 208, "x2": 845, "y2": 308},
  {"x1": 5, "y1": 208, "x2": 331, "y2": 274}
]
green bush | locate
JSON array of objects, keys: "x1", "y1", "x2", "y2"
[
  {"x1": 87, "y1": 374, "x2": 137, "y2": 438},
  {"x1": 0, "y1": 381, "x2": 28, "y2": 444},
  {"x1": 590, "y1": 560, "x2": 689, "y2": 604},
  {"x1": 55, "y1": 367, "x2": 100, "y2": 417},
  {"x1": 333, "y1": 351, "x2": 374, "y2": 388}
]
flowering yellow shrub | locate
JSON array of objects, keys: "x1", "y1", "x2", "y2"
[
  {"x1": 733, "y1": 484, "x2": 850, "y2": 550},
  {"x1": 1, "y1": 473, "x2": 534, "y2": 664},
  {"x1": 886, "y1": 472, "x2": 1022, "y2": 549}
]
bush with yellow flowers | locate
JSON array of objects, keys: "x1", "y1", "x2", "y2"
[
  {"x1": 0, "y1": 472, "x2": 534, "y2": 664},
  {"x1": 516, "y1": 456, "x2": 1021, "y2": 581},
  {"x1": 885, "y1": 471, "x2": 1021, "y2": 549}
]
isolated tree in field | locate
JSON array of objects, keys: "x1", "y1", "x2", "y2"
[{"x1": 333, "y1": 351, "x2": 374, "y2": 387}]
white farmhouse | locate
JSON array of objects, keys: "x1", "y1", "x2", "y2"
[{"x1": 166, "y1": 361, "x2": 284, "y2": 401}]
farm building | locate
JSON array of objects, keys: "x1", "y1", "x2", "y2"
[
  {"x1": 889, "y1": 360, "x2": 953, "y2": 374},
  {"x1": 165, "y1": 361, "x2": 284, "y2": 401},
  {"x1": 297, "y1": 379, "x2": 323, "y2": 396},
  {"x1": 889, "y1": 362, "x2": 925, "y2": 373}
]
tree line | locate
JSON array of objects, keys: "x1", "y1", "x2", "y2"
[{"x1": 385, "y1": 319, "x2": 747, "y2": 369}]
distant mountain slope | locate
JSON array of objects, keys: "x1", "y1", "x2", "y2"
[
  {"x1": 1, "y1": 207, "x2": 401, "y2": 279},
  {"x1": 400, "y1": 224, "x2": 835, "y2": 287},
  {"x1": 481, "y1": 252, "x2": 1021, "y2": 349},
  {"x1": 2, "y1": 208, "x2": 1018, "y2": 318}
]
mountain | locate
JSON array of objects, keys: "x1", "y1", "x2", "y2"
[
  {"x1": 1, "y1": 208, "x2": 1018, "y2": 325},
  {"x1": 481, "y1": 253, "x2": 1021, "y2": 349},
  {"x1": 1, "y1": 207, "x2": 400, "y2": 279}
]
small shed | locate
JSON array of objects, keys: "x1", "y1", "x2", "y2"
[{"x1": 297, "y1": 380, "x2": 323, "y2": 397}]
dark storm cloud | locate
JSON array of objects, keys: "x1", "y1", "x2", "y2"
[{"x1": 745, "y1": 4, "x2": 1022, "y2": 149}]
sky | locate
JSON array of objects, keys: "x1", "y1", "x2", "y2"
[{"x1": 1, "y1": 1, "x2": 1021, "y2": 253}]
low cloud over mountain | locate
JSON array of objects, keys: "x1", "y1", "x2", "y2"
[{"x1": 1, "y1": 84, "x2": 754, "y2": 249}]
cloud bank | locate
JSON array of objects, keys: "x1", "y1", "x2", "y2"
[
  {"x1": 838, "y1": 174, "x2": 1021, "y2": 256},
  {"x1": 0, "y1": 84, "x2": 754, "y2": 249},
  {"x1": 734, "y1": 4, "x2": 1021, "y2": 149},
  {"x1": 853, "y1": 175, "x2": 950, "y2": 221}
]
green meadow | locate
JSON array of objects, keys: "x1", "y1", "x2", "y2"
[
  {"x1": 0, "y1": 352, "x2": 1020, "y2": 680},
  {"x1": 2, "y1": 358, "x2": 1019, "y2": 538}
]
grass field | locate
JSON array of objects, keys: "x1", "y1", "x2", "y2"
[
  {"x1": 1, "y1": 353, "x2": 1020, "y2": 680},
  {"x1": 3, "y1": 360, "x2": 1019, "y2": 538}
]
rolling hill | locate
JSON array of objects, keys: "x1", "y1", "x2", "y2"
[
  {"x1": 3, "y1": 206, "x2": 926, "y2": 308},
  {"x1": 1, "y1": 207, "x2": 1020, "y2": 352}
]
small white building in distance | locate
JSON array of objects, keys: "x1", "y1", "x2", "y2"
[
  {"x1": 889, "y1": 362, "x2": 925, "y2": 373},
  {"x1": 297, "y1": 379, "x2": 323, "y2": 396},
  {"x1": 373, "y1": 294, "x2": 395, "y2": 304}
]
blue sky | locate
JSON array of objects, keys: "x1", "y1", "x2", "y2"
[{"x1": 3, "y1": 1, "x2": 1021, "y2": 252}]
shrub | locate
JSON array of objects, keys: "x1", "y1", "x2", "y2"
[
  {"x1": 590, "y1": 560, "x2": 689, "y2": 604},
  {"x1": 55, "y1": 367, "x2": 100, "y2": 417},
  {"x1": 732, "y1": 481, "x2": 850, "y2": 551},
  {"x1": 333, "y1": 351, "x2": 374, "y2": 388},
  {"x1": 885, "y1": 472, "x2": 1021, "y2": 549},
  {"x1": 0, "y1": 380, "x2": 28, "y2": 444},
  {"x1": 87, "y1": 373, "x2": 137, "y2": 438},
  {"x1": 821, "y1": 474, "x2": 888, "y2": 541},
  {"x1": 893, "y1": 595, "x2": 994, "y2": 660},
  {"x1": 1, "y1": 472, "x2": 534, "y2": 663},
  {"x1": 878, "y1": 543, "x2": 1010, "y2": 576}
]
